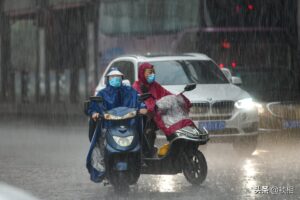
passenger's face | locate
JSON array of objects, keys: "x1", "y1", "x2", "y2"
[{"x1": 144, "y1": 68, "x2": 155, "y2": 79}]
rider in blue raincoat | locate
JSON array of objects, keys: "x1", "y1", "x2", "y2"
[{"x1": 86, "y1": 68, "x2": 147, "y2": 183}]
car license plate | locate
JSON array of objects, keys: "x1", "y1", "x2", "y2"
[
  {"x1": 199, "y1": 121, "x2": 225, "y2": 131},
  {"x1": 283, "y1": 120, "x2": 300, "y2": 129}
]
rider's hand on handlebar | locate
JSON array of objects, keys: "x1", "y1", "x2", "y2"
[
  {"x1": 139, "y1": 108, "x2": 148, "y2": 115},
  {"x1": 92, "y1": 113, "x2": 100, "y2": 121}
]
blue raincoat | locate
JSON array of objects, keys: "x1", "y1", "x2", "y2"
[{"x1": 86, "y1": 84, "x2": 145, "y2": 183}]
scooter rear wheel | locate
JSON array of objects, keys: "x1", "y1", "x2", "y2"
[{"x1": 182, "y1": 150, "x2": 207, "y2": 185}]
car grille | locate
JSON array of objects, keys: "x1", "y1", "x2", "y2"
[
  {"x1": 212, "y1": 101, "x2": 235, "y2": 114},
  {"x1": 268, "y1": 102, "x2": 300, "y2": 120},
  {"x1": 190, "y1": 102, "x2": 210, "y2": 114},
  {"x1": 190, "y1": 101, "x2": 234, "y2": 118}
]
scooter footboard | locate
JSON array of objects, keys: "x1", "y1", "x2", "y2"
[
  {"x1": 141, "y1": 139, "x2": 188, "y2": 174},
  {"x1": 141, "y1": 158, "x2": 182, "y2": 174}
]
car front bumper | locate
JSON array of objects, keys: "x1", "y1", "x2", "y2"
[{"x1": 192, "y1": 108, "x2": 259, "y2": 138}]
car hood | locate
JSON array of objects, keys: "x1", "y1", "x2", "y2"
[{"x1": 163, "y1": 84, "x2": 251, "y2": 103}]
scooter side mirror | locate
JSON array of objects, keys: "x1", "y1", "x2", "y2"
[
  {"x1": 83, "y1": 100, "x2": 90, "y2": 116},
  {"x1": 139, "y1": 93, "x2": 152, "y2": 101},
  {"x1": 184, "y1": 83, "x2": 196, "y2": 92},
  {"x1": 89, "y1": 96, "x2": 103, "y2": 103}
]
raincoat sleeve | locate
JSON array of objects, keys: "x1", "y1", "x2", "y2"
[
  {"x1": 131, "y1": 83, "x2": 146, "y2": 109},
  {"x1": 133, "y1": 82, "x2": 151, "y2": 111},
  {"x1": 132, "y1": 81, "x2": 141, "y2": 93},
  {"x1": 145, "y1": 83, "x2": 172, "y2": 112},
  {"x1": 131, "y1": 86, "x2": 146, "y2": 109}
]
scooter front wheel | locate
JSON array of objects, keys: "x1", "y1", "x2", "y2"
[
  {"x1": 182, "y1": 150, "x2": 207, "y2": 186},
  {"x1": 111, "y1": 171, "x2": 130, "y2": 194}
]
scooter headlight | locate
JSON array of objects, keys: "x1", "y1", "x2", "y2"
[{"x1": 112, "y1": 136, "x2": 134, "y2": 147}]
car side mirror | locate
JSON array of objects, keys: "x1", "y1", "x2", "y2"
[
  {"x1": 231, "y1": 76, "x2": 242, "y2": 86},
  {"x1": 89, "y1": 96, "x2": 103, "y2": 102},
  {"x1": 221, "y1": 68, "x2": 232, "y2": 81},
  {"x1": 184, "y1": 83, "x2": 196, "y2": 92},
  {"x1": 139, "y1": 93, "x2": 152, "y2": 101}
]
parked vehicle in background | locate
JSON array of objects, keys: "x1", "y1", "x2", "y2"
[{"x1": 96, "y1": 53, "x2": 259, "y2": 154}]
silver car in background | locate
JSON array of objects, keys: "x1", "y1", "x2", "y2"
[{"x1": 96, "y1": 53, "x2": 259, "y2": 154}]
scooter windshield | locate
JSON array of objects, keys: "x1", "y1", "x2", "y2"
[
  {"x1": 104, "y1": 107, "x2": 137, "y2": 120},
  {"x1": 156, "y1": 95, "x2": 190, "y2": 127}
]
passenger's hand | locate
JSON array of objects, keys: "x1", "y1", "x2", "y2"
[
  {"x1": 92, "y1": 113, "x2": 100, "y2": 121},
  {"x1": 139, "y1": 108, "x2": 148, "y2": 115}
]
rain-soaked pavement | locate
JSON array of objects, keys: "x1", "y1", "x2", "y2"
[{"x1": 0, "y1": 119, "x2": 299, "y2": 200}]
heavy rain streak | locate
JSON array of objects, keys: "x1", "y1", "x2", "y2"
[{"x1": 0, "y1": 0, "x2": 300, "y2": 200}]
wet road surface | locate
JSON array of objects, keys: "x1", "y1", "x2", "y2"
[{"x1": 0, "y1": 119, "x2": 299, "y2": 200}]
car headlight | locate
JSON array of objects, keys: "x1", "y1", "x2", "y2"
[
  {"x1": 112, "y1": 136, "x2": 134, "y2": 147},
  {"x1": 254, "y1": 102, "x2": 264, "y2": 114},
  {"x1": 235, "y1": 98, "x2": 256, "y2": 110}
]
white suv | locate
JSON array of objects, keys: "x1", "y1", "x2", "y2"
[{"x1": 96, "y1": 53, "x2": 259, "y2": 154}]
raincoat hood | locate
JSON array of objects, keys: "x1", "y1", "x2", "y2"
[
  {"x1": 106, "y1": 68, "x2": 124, "y2": 77},
  {"x1": 138, "y1": 62, "x2": 154, "y2": 86},
  {"x1": 133, "y1": 66, "x2": 172, "y2": 112}
]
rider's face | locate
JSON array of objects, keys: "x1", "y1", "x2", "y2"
[{"x1": 144, "y1": 68, "x2": 155, "y2": 79}]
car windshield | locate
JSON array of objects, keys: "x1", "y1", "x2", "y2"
[{"x1": 149, "y1": 60, "x2": 229, "y2": 85}]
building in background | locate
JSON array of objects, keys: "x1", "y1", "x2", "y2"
[
  {"x1": 0, "y1": 0, "x2": 99, "y2": 106},
  {"x1": 0, "y1": 0, "x2": 299, "y2": 116}
]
